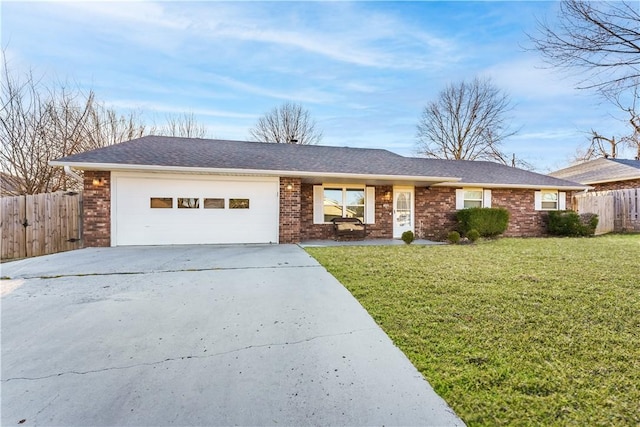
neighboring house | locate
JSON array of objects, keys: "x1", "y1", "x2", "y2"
[
  {"x1": 50, "y1": 136, "x2": 587, "y2": 247},
  {"x1": 549, "y1": 158, "x2": 640, "y2": 192}
]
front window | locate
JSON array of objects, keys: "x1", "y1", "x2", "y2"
[
  {"x1": 323, "y1": 187, "x2": 365, "y2": 222},
  {"x1": 541, "y1": 191, "x2": 558, "y2": 210},
  {"x1": 463, "y1": 189, "x2": 483, "y2": 208}
]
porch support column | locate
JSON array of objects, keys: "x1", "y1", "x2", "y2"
[
  {"x1": 279, "y1": 177, "x2": 301, "y2": 243},
  {"x1": 83, "y1": 170, "x2": 111, "y2": 247}
]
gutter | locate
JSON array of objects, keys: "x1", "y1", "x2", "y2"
[
  {"x1": 432, "y1": 182, "x2": 591, "y2": 191},
  {"x1": 63, "y1": 165, "x2": 83, "y2": 184}
]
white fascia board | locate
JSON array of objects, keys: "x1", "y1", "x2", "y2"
[
  {"x1": 48, "y1": 161, "x2": 462, "y2": 184},
  {"x1": 433, "y1": 181, "x2": 591, "y2": 191},
  {"x1": 582, "y1": 175, "x2": 640, "y2": 185}
]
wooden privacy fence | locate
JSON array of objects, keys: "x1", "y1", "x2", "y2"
[
  {"x1": 574, "y1": 188, "x2": 640, "y2": 234},
  {"x1": 1, "y1": 191, "x2": 83, "y2": 260}
]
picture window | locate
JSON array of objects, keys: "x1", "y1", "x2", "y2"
[{"x1": 323, "y1": 187, "x2": 365, "y2": 222}]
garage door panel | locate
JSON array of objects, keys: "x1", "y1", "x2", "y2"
[{"x1": 114, "y1": 175, "x2": 279, "y2": 245}]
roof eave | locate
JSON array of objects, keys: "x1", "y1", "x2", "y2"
[
  {"x1": 433, "y1": 181, "x2": 591, "y2": 191},
  {"x1": 580, "y1": 175, "x2": 640, "y2": 185}
]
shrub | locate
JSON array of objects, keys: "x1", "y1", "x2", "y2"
[
  {"x1": 467, "y1": 229, "x2": 480, "y2": 243},
  {"x1": 401, "y1": 230, "x2": 415, "y2": 245},
  {"x1": 581, "y1": 213, "x2": 599, "y2": 235},
  {"x1": 447, "y1": 231, "x2": 461, "y2": 244},
  {"x1": 548, "y1": 211, "x2": 598, "y2": 237},
  {"x1": 456, "y1": 208, "x2": 510, "y2": 237}
]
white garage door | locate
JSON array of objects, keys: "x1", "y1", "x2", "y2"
[{"x1": 112, "y1": 173, "x2": 279, "y2": 246}]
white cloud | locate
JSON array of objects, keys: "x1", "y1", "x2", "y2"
[
  {"x1": 106, "y1": 99, "x2": 257, "y2": 120},
  {"x1": 482, "y1": 56, "x2": 579, "y2": 99}
]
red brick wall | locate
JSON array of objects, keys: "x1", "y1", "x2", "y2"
[
  {"x1": 589, "y1": 178, "x2": 640, "y2": 192},
  {"x1": 279, "y1": 178, "x2": 301, "y2": 243},
  {"x1": 299, "y1": 184, "x2": 393, "y2": 241},
  {"x1": 297, "y1": 184, "x2": 560, "y2": 241},
  {"x1": 491, "y1": 189, "x2": 548, "y2": 237},
  {"x1": 414, "y1": 187, "x2": 457, "y2": 240},
  {"x1": 415, "y1": 187, "x2": 562, "y2": 240},
  {"x1": 369, "y1": 185, "x2": 393, "y2": 239},
  {"x1": 83, "y1": 171, "x2": 111, "y2": 247}
]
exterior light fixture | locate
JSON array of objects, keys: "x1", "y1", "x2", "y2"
[{"x1": 286, "y1": 184, "x2": 293, "y2": 190}]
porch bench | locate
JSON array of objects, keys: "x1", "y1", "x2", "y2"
[{"x1": 332, "y1": 217, "x2": 367, "y2": 240}]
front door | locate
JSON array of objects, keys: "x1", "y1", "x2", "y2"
[{"x1": 393, "y1": 187, "x2": 414, "y2": 238}]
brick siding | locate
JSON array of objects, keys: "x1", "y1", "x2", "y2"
[
  {"x1": 279, "y1": 178, "x2": 301, "y2": 243},
  {"x1": 293, "y1": 184, "x2": 559, "y2": 242},
  {"x1": 414, "y1": 187, "x2": 457, "y2": 240},
  {"x1": 299, "y1": 184, "x2": 393, "y2": 241},
  {"x1": 589, "y1": 178, "x2": 640, "y2": 192},
  {"x1": 491, "y1": 189, "x2": 550, "y2": 237},
  {"x1": 87, "y1": 172, "x2": 569, "y2": 246},
  {"x1": 415, "y1": 187, "x2": 562, "y2": 240},
  {"x1": 83, "y1": 171, "x2": 111, "y2": 247}
]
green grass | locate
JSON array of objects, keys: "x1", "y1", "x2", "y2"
[{"x1": 306, "y1": 235, "x2": 640, "y2": 426}]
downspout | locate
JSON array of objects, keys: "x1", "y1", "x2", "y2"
[
  {"x1": 63, "y1": 165, "x2": 83, "y2": 184},
  {"x1": 63, "y1": 165, "x2": 84, "y2": 247}
]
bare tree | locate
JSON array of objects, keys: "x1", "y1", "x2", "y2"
[
  {"x1": 152, "y1": 112, "x2": 208, "y2": 139},
  {"x1": 531, "y1": 0, "x2": 640, "y2": 94},
  {"x1": 1, "y1": 52, "x2": 210, "y2": 194},
  {"x1": 416, "y1": 77, "x2": 518, "y2": 163},
  {"x1": 612, "y1": 88, "x2": 640, "y2": 159},
  {"x1": 0, "y1": 61, "x2": 91, "y2": 194},
  {"x1": 249, "y1": 102, "x2": 322, "y2": 145},
  {"x1": 574, "y1": 131, "x2": 620, "y2": 162},
  {"x1": 82, "y1": 105, "x2": 147, "y2": 151},
  {"x1": 575, "y1": 87, "x2": 640, "y2": 162}
]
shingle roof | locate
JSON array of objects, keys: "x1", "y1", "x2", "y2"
[
  {"x1": 549, "y1": 158, "x2": 640, "y2": 184},
  {"x1": 53, "y1": 136, "x2": 410, "y2": 175},
  {"x1": 51, "y1": 135, "x2": 586, "y2": 189},
  {"x1": 401, "y1": 157, "x2": 583, "y2": 187}
]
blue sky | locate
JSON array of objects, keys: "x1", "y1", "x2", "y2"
[{"x1": 2, "y1": 1, "x2": 634, "y2": 171}]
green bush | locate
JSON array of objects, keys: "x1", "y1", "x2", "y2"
[
  {"x1": 548, "y1": 211, "x2": 598, "y2": 237},
  {"x1": 467, "y1": 229, "x2": 480, "y2": 243},
  {"x1": 401, "y1": 230, "x2": 415, "y2": 245},
  {"x1": 447, "y1": 231, "x2": 461, "y2": 244},
  {"x1": 456, "y1": 207, "x2": 510, "y2": 237}
]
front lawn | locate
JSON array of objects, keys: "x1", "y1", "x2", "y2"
[{"x1": 306, "y1": 235, "x2": 640, "y2": 426}]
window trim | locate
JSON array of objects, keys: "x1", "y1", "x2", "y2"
[
  {"x1": 455, "y1": 188, "x2": 492, "y2": 210},
  {"x1": 535, "y1": 190, "x2": 566, "y2": 211},
  {"x1": 313, "y1": 185, "x2": 375, "y2": 225}
]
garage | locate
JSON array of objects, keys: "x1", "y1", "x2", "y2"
[{"x1": 112, "y1": 172, "x2": 279, "y2": 246}]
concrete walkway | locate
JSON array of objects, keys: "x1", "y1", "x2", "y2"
[
  {"x1": 1, "y1": 245, "x2": 463, "y2": 426},
  {"x1": 300, "y1": 238, "x2": 444, "y2": 247}
]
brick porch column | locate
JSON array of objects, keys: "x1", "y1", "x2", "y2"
[
  {"x1": 83, "y1": 171, "x2": 111, "y2": 247},
  {"x1": 279, "y1": 178, "x2": 301, "y2": 243}
]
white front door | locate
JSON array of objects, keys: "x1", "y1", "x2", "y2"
[{"x1": 393, "y1": 187, "x2": 414, "y2": 238}]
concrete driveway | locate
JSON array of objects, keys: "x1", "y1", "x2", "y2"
[{"x1": 1, "y1": 245, "x2": 463, "y2": 426}]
